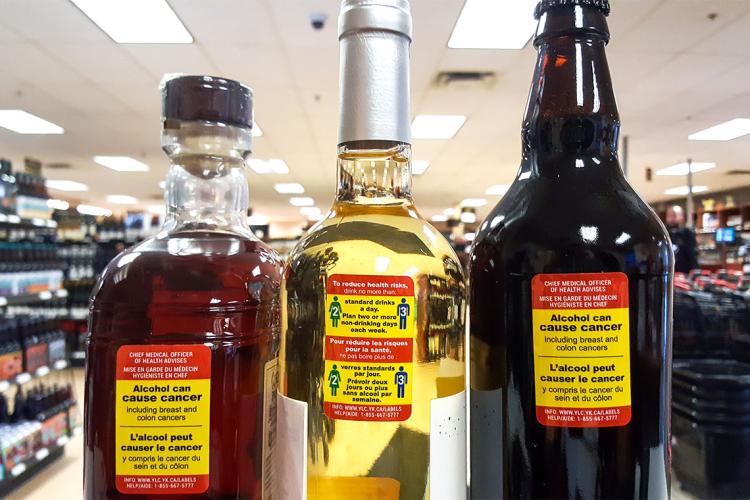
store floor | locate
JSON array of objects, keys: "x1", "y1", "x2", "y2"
[{"x1": 7, "y1": 368, "x2": 699, "y2": 500}]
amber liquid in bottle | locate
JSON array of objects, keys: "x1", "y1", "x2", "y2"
[
  {"x1": 84, "y1": 79, "x2": 282, "y2": 499},
  {"x1": 470, "y1": 4, "x2": 673, "y2": 499}
]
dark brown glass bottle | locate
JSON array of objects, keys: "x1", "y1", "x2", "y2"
[
  {"x1": 470, "y1": 1, "x2": 673, "y2": 499},
  {"x1": 84, "y1": 76, "x2": 283, "y2": 499}
]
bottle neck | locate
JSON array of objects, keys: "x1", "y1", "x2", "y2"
[
  {"x1": 338, "y1": 29, "x2": 411, "y2": 145},
  {"x1": 335, "y1": 16, "x2": 413, "y2": 207},
  {"x1": 161, "y1": 121, "x2": 252, "y2": 234},
  {"x1": 523, "y1": 6, "x2": 620, "y2": 177},
  {"x1": 335, "y1": 141, "x2": 412, "y2": 206}
]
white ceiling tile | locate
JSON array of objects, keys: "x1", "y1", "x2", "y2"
[
  {"x1": 0, "y1": 44, "x2": 85, "y2": 84},
  {"x1": 170, "y1": 0, "x2": 277, "y2": 45},
  {"x1": 121, "y1": 45, "x2": 219, "y2": 80},
  {"x1": 0, "y1": 0, "x2": 109, "y2": 43},
  {"x1": 203, "y1": 45, "x2": 294, "y2": 88},
  {"x1": 47, "y1": 44, "x2": 154, "y2": 85},
  {"x1": 265, "y1": 0, "x2": 339, "y2": 48}
]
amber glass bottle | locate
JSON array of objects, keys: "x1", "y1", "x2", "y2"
[
  {"x1": 470, "y1": 1, "x2": 673, "y2": 499},
  {"x1": 84, "y1": 76, "x2": 282, "y2": 499}
]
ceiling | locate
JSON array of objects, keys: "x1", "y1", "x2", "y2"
[{"x1": 1, "y1": 0, "x2": 749, "y2": 235}]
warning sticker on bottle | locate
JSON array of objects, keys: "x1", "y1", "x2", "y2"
[
  {"x1": 532, "y1": 272, "x2": 631, "y2": 427},
  {"x1": 323, "y1": 274, "x2": 414, "y2": 421},
  {"x1": 115, "y1": 345, "x2": 211, "y2": 495}
]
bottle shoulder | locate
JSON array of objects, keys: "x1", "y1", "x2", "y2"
[
  {"x1": 92, "y1": 232, "x2": 283, "y2": 309},
  {"x1": 473, "y1": 175, "x2": 673, "y2": 274},
  {"x1": 286, "y1": 210, "x2": 465, "y2": 283}
]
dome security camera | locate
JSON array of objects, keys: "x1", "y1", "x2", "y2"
[{"x1": 310, "y1": 12, "x2": 327, "y2": 30}]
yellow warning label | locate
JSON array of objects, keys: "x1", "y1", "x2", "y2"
[
  {"x1": 115, "y1": 345, "x2": 211, "y2": 494},
  {"x1": 325, "y1": 295, "x2": 416, "y2": 339},
  {"x1": 532, "y1": 272, "x2": 631, "y2": 427},
  {"x1": 324, "y1": 274, "x2": 415, "y2": 421},
  {"x1": 323, "y1": 361, "x2": 413, "y2": 406},
  {"x1": 115, "y1": 380, "x2": 210, "y2": 476},
  {"x1": 533, "y1": 308, "x2": 630, "y2": 408}
]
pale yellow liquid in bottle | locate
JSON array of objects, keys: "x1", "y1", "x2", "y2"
[{"x1": 279, "y1": 148, "x2": 466, "y2": 500}]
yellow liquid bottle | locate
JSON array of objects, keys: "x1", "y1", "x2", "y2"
[{"x1": 277, "y1": 2, "x2": 467, "y2": 499}]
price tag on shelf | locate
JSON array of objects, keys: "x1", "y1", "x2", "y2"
[
  {"x1": 38, "y1": 291, "x2": 53, "y2": 301},
  {"x1": 53, "y1": 360, "x2": 68, "y2": 371},
  {"x1": 55, "y1": 289, "x2": 68, "y2": 298},
  {"x1": 35, "y1": 448, "x2": 50, "y2": 461},
  {"x1": 0, "y1": 381, "x2": 9, "y2": 392},
  {"x1": 36, "y1": 366, "x2": 50, "y2": 378},
  {"x1": 16, "y1": 373, "x2": 32, "y2": 385},
  {"x1": 7, "y1": 215, "x2": 20, "y2": 224},
  {"x1": 0, "y1": 297, "x2": 7, "y2": 307},
  {"x1": 57, "y1": 435, "x2": 69, "y2": 447}
]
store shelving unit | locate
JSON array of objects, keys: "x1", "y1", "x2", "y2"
[
  {"x1": 692, "y1": 204, "x2": 750, "y2": 271},
  {"x1": 0, "y1": 289, "x2": 68, "y2": 308},
  {"x1": 0, "y1": 441, "x2": 65, "y2": 497},
  {"x1": 0, "y1": 174, "x2": 83, "y2": 494}
]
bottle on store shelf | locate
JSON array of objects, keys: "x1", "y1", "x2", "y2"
[
  {"x1": 278, "y1": 2, "x2": 467, "y2": 499},
  {"x1": 0, "y1": 392, "x2": 8, "y2": 423},
  {"x1": 469, "y1": 1, "x2": 674, "y2": 498},
  {"x1": 0, "y1": 319, "x2": 23, "y2": 381},
  {"x1": 0, "y1": 159, "x2": 17, "y2": 216},
  {"x1": 24, "y1": 317, "x2": 50, "y2": 373},
  {"x1": 85, "y1": 75, "x2": 283, "y2": 499},
  {"x1": 10, "y1": 389, "x2": 24, "y2": 423}
]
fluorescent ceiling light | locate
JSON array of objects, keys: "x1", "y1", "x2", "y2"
[
  {"x1": 46, "y1": 199, "x2": 70, "y2": 211},
  {"x1": 411, "y1": 115, "x2": 467, "y2": 139},
  {"x1": 274, "y1": 183, "x2": 305, "y2": 194},
  {"x1": 248, "y1": 158, "x2": 289, "y2": 174},
  {"x1": 106, "y1": 194, "x2": 138, "y2": 205},
  {"x1": 664, "y1": 185, "x2": 709, "y2": 196},
  {"x1": 252, "y1": 121, "x2": 263, "y2": 137},
  {"x1": 412, "y1": 160, "x2": 430, "y2": 175},
  {"x1": 689, "y1": 118, "x2": 750, "y2": 141},
  {"x1": 0, "y1": 110, "x2": 64, "y2": 134},
  {"x1": 70, "y1": 0, "x2": 192, "y2": 44},
  {"x1": 461, "y1": 212, "x2": 477, "y2": 224},
  {"x1": 461, "y1": 198, "x2": 487, "y2": 208},
  {"x1": 486, "y1": 184, "x2": 510, "y2": 196},
  {"x1": 77, "y1": 204, "x2": 112, "y2": 217},
  {"x1": 300, "y1": 207, "x2": 321, "y2": 216},
  {"x1": 46, "y1": 180, "x2": 88, "y2": 192},
  {"x1": 94, "y1": 156, "x2": 150, "y2": 172},
  {"x1": 656, "y1": 162, "x2": 716, "y2": 176},
  {"x1": 443, "y1": 208, "x2": 456, "y2": 216},
  {"x1": 448, "y1": 0, "x2": 537, "y2": 49},
  {"x1": 290, "y1": 197, "x2": 314, "y2": 207},
  {"x1": 247, "y1": 215, "x2": 269, "y2": 226},
  {"x1": 431, "y1": 214, "x2": 449, "y2": 222}
]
